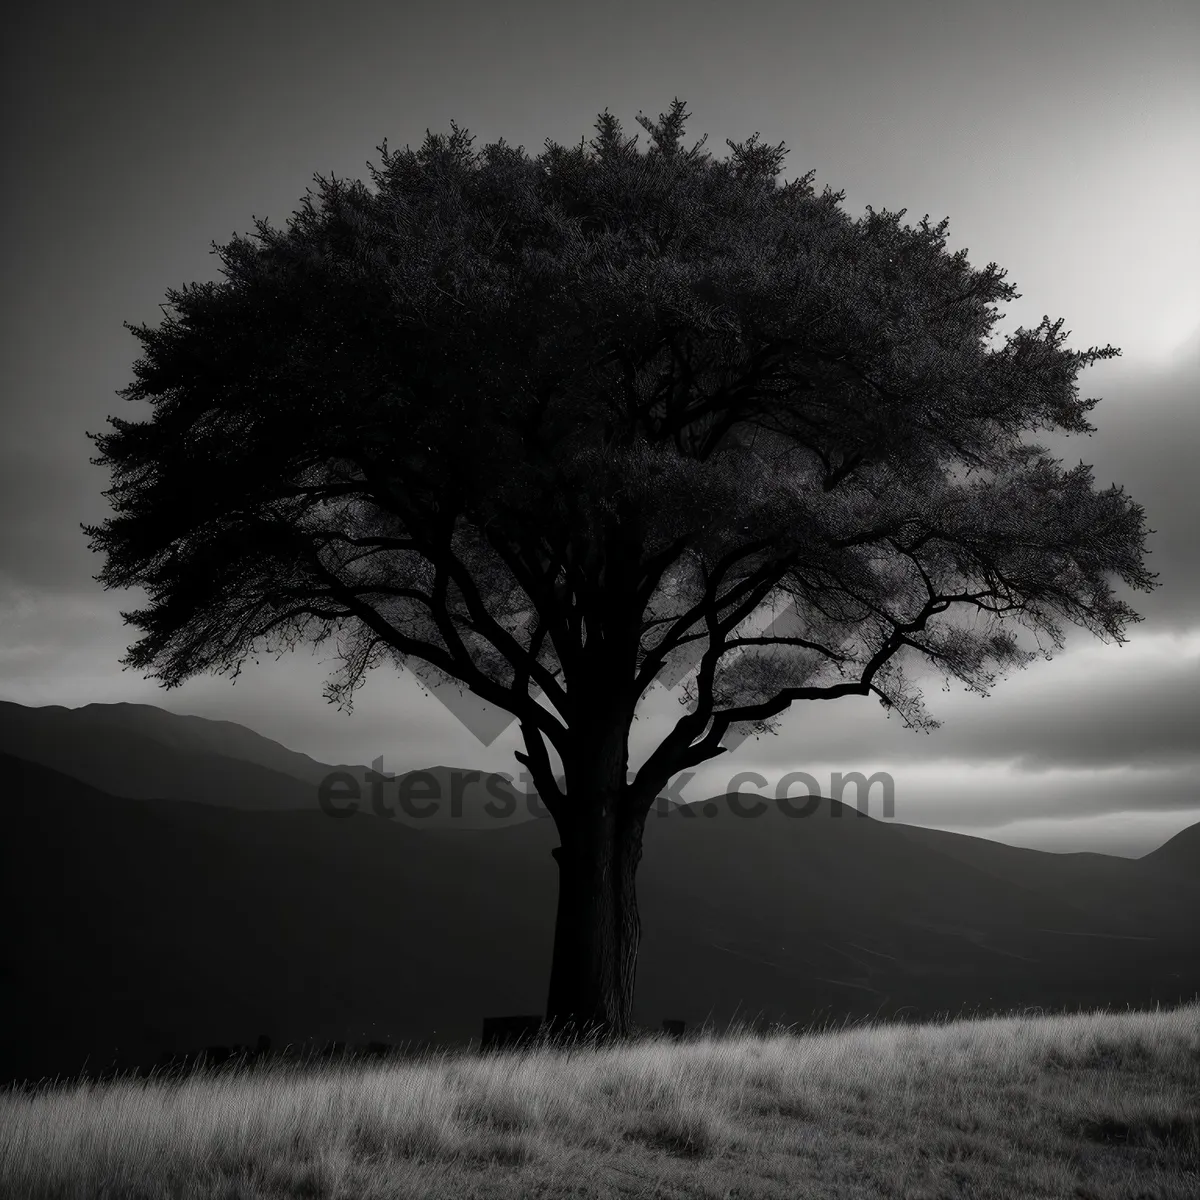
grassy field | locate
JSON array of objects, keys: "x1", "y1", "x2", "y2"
[{"x1": 2, "y1": 1001, "x2": 1197, "y2": 1199}]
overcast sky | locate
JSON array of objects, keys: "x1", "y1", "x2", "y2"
[{"x1": 2, "y1": 0, "x2": 1198, "y2": 857}]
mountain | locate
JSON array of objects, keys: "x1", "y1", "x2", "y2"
[
  {"x1": 886, "y1": 822, "x2": 1199, "y2": 940},
  {"x1": 3, "y1": 719, "x2": 1198, "y2": 1088},
  {"x1": 635, "y1": 796, "x2": 1200, "y2": 1028},
  {"x1": 1138, "y1": 819, "x2": 1200, "y2": 878},
  {"x1": 0, "y1": 700, "x2": 540, "y2": 827},
  {"x1": 0, "y1": 752, "x2": 560, "y2": 1086}
]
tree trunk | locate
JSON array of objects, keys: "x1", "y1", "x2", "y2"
[{"x1": 542, "y1": 706, "x2": 646, "y2": 1047}]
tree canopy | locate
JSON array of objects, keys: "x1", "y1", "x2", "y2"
[{"x1": 83, "y1": 99, "x2": 1156, "y2": 1039}]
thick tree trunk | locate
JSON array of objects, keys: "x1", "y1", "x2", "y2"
[{"x1": 542, "y1": 705, "x2": 646, "y2": 1047}]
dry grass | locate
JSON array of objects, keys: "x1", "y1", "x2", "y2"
[{"x1": 2, "y1": 1000, "x2": 1197, "y2": 1199}]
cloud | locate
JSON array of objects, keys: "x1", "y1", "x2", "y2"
[
  {"x1": 642, "y1": 624, "x2": 1200, "y2": 854},
  {"x1": 675, "y1": 628, "x2": 1197, "y2": 765}
]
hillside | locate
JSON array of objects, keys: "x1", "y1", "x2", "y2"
[
  {"x1": 1138, "y1": 818, "x2": 1200, "y2": 877},
  {"x1": 3, "y1": 708, "x2": 1198, "y2": 1087},
  {"x1": 0, "y1": 699, "x2": 539, "y2": 825}
]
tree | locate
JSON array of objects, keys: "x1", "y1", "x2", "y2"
[{"x1": 82, "y1": 98, "x2": 1157, "y2": 1045}]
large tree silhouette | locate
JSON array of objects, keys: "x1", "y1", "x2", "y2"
[{"x1": 83, "y1": 99, "x2": 1156, "y2": 1043}]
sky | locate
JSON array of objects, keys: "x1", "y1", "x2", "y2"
[{"x1": 2, "y1": 0, "x2": 1198, "y2": 857}]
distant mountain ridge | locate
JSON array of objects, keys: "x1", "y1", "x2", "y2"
[
  {"x1": 2, "y1": 703, "x2": 1198, "y2": 1088},
  {"x1": 0, "y1": 700, "x2": 542, "y2": 827}
]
